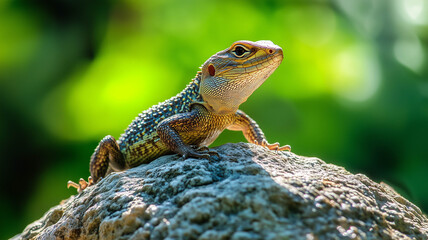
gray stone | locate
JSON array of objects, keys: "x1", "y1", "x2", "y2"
[{"x1": 13, "y1": 143, "x2": 428, "y2": 239}]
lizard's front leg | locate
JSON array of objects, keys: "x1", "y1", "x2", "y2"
[
  {"x1": 227, "y1": 110, "x2": 291, "y2": 151},
  {"x1": 157, "y1": 106, "x2": 217, "y2": 159}
]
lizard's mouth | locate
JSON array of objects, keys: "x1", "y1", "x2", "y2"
[{"x1": 240, "y1": 48, "x2": 283, "y2": 72}]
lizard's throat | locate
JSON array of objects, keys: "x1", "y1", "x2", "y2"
[{"x1": 199, "y1": 76, "x2": 266, "y2": 115}]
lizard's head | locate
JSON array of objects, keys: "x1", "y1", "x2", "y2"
[{"x1": 199, "y1": 40, "x2": 283, "y2": 114}]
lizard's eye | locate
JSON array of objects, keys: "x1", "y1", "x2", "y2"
[{"x1": 232, "y1": 45, "x2": 249, "y2": 58}]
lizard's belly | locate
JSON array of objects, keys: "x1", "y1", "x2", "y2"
[
  {"x1": 178, "y1": 126, "x2": 226, "y2": 147},
  {"x1": 123, "y1": 126, "x2": 224, "y2": 168},
  {"x1": 122, "y1": 132, "x2": 172, "y2": 168},
  {"x1": 199, "y1": 129, "x2": 223, "y2": 146}
]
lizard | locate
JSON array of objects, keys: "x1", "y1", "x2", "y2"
[{"x1": 68, "y1": 40, "x2": 291, "y2": 192}]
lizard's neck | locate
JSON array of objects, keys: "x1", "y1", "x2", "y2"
[
  {"x1": 174, "y1": 71, "x2": 204, "y2": 107},
  {"x1": 186, "y1": 71, "x2": 203, "y2": 101},
  {"x1": 180, "y1": 71, "x2": 235, "y2": 114}
]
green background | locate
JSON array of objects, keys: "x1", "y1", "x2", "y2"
[{"x1": 1, "y1": 0, "x2": 427, "y2": 238}]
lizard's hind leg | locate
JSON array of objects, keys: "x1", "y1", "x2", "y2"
[
  {"x1": 68, "y1": 135, "x2": 126, "y2": 192},
  {"x1": 90, "y1": 135, "x2": 126, "y2": 182}
]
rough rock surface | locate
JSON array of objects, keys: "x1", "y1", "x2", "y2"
[{"x1": 15, "y1": 143, "x2": 428, "y2": 240}]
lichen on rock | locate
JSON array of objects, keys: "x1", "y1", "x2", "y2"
[{"x1": 14, "y1": 143, "x2": 428, "y2": 240}]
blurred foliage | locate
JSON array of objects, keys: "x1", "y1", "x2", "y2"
[{"x1": 1, "y1": 0, "x2": 428, "y2": 238}]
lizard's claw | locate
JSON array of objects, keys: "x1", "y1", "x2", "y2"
[
  {"x1": 208, "y1": 150, "x2": 220, "y2": 158},
  {"x1": 182, "y1": 146, "x2": 219, "y2": 159},
  {"x1": 195, "y1": 145, "x2": 220, "y2": 158},
  {"x1": 67, "y1": 176, "x2": 94, "y2": 193},
  {"x1": 182, "y1": 151, "x2": 210, "y2": 159},
  {"x1": 255, "y1": 139, "x2": 291, "y2": 152},
  {"x1": 196, "y1": 146, "x2": 220, "y2": 158}
]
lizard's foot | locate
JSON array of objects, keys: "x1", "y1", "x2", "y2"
[
  {"x1": 195, "y1": 145, "x2": 220, "y2": 158},
  {"x1": 67, "y1": 176, "x2": 94, "y2": 193},
  {"x1": 255, "y1": 140, "x2": 291, "y2": 152},
  {"x1": 181, "y1": 146, "x2": 219, "y2": 159}
]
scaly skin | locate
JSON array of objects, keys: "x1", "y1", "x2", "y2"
[{"x1": 68, "y1": 40, "x2": 291, "y2": 192}]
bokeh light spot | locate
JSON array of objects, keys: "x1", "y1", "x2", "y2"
[
  {"x1": 394, "y1": 37, "x2": 425, "y2": 73},
  {"x1": 332, "y1": 45, "x2": 380, "y2": 102}
]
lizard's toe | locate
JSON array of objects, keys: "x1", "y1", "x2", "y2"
[
  {"x1": 207, "y1": 150, "x2": 220, "y2": 158},
  {"x1": 67, "y1": 176, "x2": 93, "y2": 193},
  {"x1": 182, "y1": 150, "x2": 210, "y2": 159},
  {"x1": 67, "y1": 180, "x2": 80, "y2": 190},
  {"x1": 197, "y1": 146, "x2": 220, "y2": 158}
]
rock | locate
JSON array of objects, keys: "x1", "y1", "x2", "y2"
[{"x1": 14, "y1": 143, "x2": 428, "y2": 240}]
